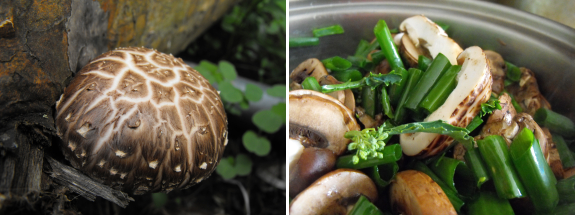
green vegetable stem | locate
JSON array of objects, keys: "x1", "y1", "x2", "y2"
[
  {"x1": 374, "y1": 20, "x2": 404, "y2": 72},
  {"x1": 336, "y1": 144, "x2": 402, "y2": 169},
  {"x1": 301, "y1": 76, "x2": 321, "y2": 92},
  {"x1": 419, "y1": 65, "x2": 461, "y2": 114},
  {"x1": 289, "y1": 37, "x2": 319, "y2": 47},
  {"x1": 467, "y1": 192, "x2": 515, "y2": 215},
  {"x1": 403, "y1": 53, "x2": 451, "y2": 113},
  {"x1": 348, "y1": 195, "x2": 385, "y2": 215},
  {"x1": 510, "y1": 128, "x2": 558, "y2": 213},
  {"x1": 393, "y1": 68, "x2": 422, "y2": 124},
  {"x1": 533, "y1": 108, "x2": 575, "y2": 138},
  {"x1": 477, "y1": 135, "x2": 526, "y2": 199},
  {"x1": 552, "y1": 133, "x2": 575, "y2": 169},
  {"x1": 464, "y1": 147, "x2": 490, "y2": 188},
  {"x1": 313, "y1": 24, "x2": 345, "y2": 37}
]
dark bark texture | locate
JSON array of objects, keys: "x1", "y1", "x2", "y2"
[{"x1": 0, "y1": 0, "x2": 235, "y2": 213}]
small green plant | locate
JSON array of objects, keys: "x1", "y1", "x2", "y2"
[{"x1": 194, "y1": 60, "x2": 285, "y2": 179}]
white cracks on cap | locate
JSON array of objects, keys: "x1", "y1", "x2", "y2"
[
  {"x1": 115, "y1": 150, "x2": 127, "y2": 158},
  {"x1": 194, "y1": 177, "x2": 204, "y2": 183},
  {"x1": 174, "y1": 164, "x2": 182, "y2": 172},
  {"x1": 68, "y1": 141, "x2": 77, "y2": 151},
  {"x1": 65, "y1": 113, "x2": 72, "y2": 122},
  {"x1": 110, "y1": 168, "x2": 118, "y2": 175},
  {"x1": 120, "y1": 172, "x2": 127, "y2": 179},
  {"x1": 98, "y1": 159, "x2": 107, "y2": 168},
  {"x1": 76, "y1": 123, "x2": 92, "y2": 138},
  {"x1": 149, "y1": 160, "x2": 159, "y2": 169},
  {"x1": 199, "y1": 162, "x2": 207, "y2": 170}
]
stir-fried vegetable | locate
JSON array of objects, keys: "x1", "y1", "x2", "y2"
[{"x1": 289, "y1": 14, "x2": 575, "y2": 214}]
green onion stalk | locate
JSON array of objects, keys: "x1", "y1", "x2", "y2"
[
  {"x1": 533, "y1": 108, "x2": 575, "y2": 139},
  {"x1": 477, "y1": 135, "x2": 526, "y2": 199},
  {"x1": 510, "y1": 128, "x2": 558, "y2": 213},
  {"x1": 289, "y1": 37, "x2": 319, "y2": 47},
  {"x1": 312, "y1": 24, "x2": 345, "y2": 37},
  {"x1": 419, "y1": 65, "x2": 461, "y2": 114},
  {"x1": 403, "y1": 53, "x2": 451, "y2": 113},
  {"x1": 467, "y1": 191, "x2": 515, "y2": 215},
  {"x1": 428, "y1": 156, "x2": 476, "y2": 197}
]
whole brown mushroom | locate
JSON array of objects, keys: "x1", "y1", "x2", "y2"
[{"x1": 55, "y1": 47, "x2": 228, "y2": 195}]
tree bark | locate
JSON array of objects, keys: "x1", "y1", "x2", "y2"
[{"x1": 0, "y1": 0, "x2": 235, "y2": 212}]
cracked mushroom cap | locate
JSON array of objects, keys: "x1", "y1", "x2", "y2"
[{"x1": 55, "y1": 47, "x2": 228, "y2": 195}]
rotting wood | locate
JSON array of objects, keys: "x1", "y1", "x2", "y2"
[{"x1": 46, "y1": 156, "x2": 134, "y2": 208}]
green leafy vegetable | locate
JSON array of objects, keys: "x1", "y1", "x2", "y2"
[
  {"x1": 321, "y1": 72, "x2": 402, "y2": 94},
  {"x1": 480, "y1": 93, "x2": 502, "y2": 117}
]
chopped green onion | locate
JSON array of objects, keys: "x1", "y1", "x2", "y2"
[
  {"x1": 505, "y1": 61, "x2": 522, "y2": 82},
  {"x1": 301, "y1": 77, "x2": 321, "y2": 92},
  {"x1": 467, "y1": 192, "x2": 514, "y2": 215},
  {"x1": 510, "y1": 128, "x2": 558, "y2": 213},
  {"x1": 552, "y1": 133, "x2": 575, "y2": 169},
  {"x1": 393, "y1": 68, "x2": 422, "y2": 124},
  {"x1": 418, "y1": 55, "x2": 432, "y2": 71},
  {"x1": 533, "y1": 108, "x2": 575, "y2": 139},
  {"x1": 348, "y1": 195, "x2": 385, "y2": 215},
  {"x1": 331, "y1": 69, "x2": 363, "y2": 82},
  {"x1": 289, "y1": 37, "x2": 319, "y2": 47},
  {"x1": 336, "y1": 144, "x2": 402, "y2": 169},
  {"x1": 362, "y1": 86, "x2": 378, "y2": 118},
  {"x1": 321, "y1": 72, "x2": 402, "y2": 94},
  {"x1": 404, "y1": 53, "x2": 451, "y2": 113},
  {"x1": 419, "y1": 65, "x2": 461, "y2": 114},
  {"x1": 464, "y1": 147, "x2": 490, "y2": 188},
  {"x1": 466, "y1": 115, "x2": 484, "y2": 133},
  {"x1": 381, "y1": 87, "x2": 393, "y2": 119},
  {"x1": 477, "y1": 135, "x2": 526, "y2": 199},
  {"x1": 322, "y1": 56, "x2": 352, "y2": 72},
  {"x1": 557, "y1": 175, "x2": 575, "y2": 205},
  {"x1": 388, "y1": 67, "x2": 409, "y2": 106},
  {"x1": 374, "y1": 20, "x2": 405, "y2": 72},
  {"x1": 370, "y1": 162, "x2": 399, "y2": 188},
  {"x1": 548, "y1": 203, "x2": 575, "y2": 215},
  {"x1": 428, "y1": 156, "x2": 476, "y2": 197},
  {"x1": 313, "y1": 24, "x2": 345, "y2": 37}
]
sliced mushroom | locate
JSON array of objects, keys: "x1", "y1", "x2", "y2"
[
  {"x1": 399, "y1": 15, "x2": 463, "y2": 65},
  {"x1": 289, "y1": 89, "x2": 360, "y2": 156},
  {"x1": 478, "y1": 93, "x2": 520, "y2": 145},
  {"x1": 485, "y1": 50, "x2": 506, "y2": 94},
  {"x1": 289, "y1": 147, "x2": 337, "y2": 198},
  {"x1": 390, "y1": 170, "x2": 457, "y2": 215},
  {"x1": 355, "y1": 106, "x2": 377, "y2": 129},
  {"x1": 318, "y1": 75, "x2": 355, "y2": 111},
  {"x1": 289, "y1": 169, "x2": 378, "y2": 215},
  {"x1": 507, "y1": 67, "x2": 552, "y2": 115},
  {"x1": 399, "y1": 34, "x2": 429, "y2": 68},
  {"x1": 400, "y1": 46, "x2": 492, "y2": 157},
  {"x1": 541, "y1": 128, "x2": 564, "y2": 179},
  {"x1": 289, "y1": 58, "x2": 329, "y2": 90}
]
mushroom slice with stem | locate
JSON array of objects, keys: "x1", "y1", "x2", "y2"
[
  {"x1": 399, "y1": 15, "x2": 463, "y2": 65},
  {"x1": 390, "y1": 170, "x2": 457, "y2": 215},
  {"x1": 289, "y1": 169, "x2": 378, "y2": 215},
  {"x1": 289, "y1": 89, "x2": 360, "y2": 156},
  {"x1": 289, "y1": 58, "x2": 329, "y2": 90},
  {"x1": 399, "y1": 33, "x2": 429, "y2": 68},
  {"x1": 400, "y1": 46, "x2": 492, "y2": 157},
  {"x1": 507, "y1": 67, "x2": 552, "y2": 115}
]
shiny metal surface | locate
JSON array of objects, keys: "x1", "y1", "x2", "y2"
[{"x1": 289, "y1": 0, "x2": 575, "y2": 119}]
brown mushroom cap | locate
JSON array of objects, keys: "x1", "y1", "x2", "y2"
[
  {"x1": 289, "y1": 147, "x2": 336, "y2": 198},
  {"x1": 289, "y1": 89, "x2": 360, "y2": 156},
  {"x1": 289, "y1": 169, "x2": 378, "y2": 215},
  {"x1": 289, "y1": 58, "x2": 329, "y2": 90},
  {"x1": 55, "y1": 47, "x2": 228, "y2": 195},
  {"x1": 390, "y1": 170, "x2": 456, "y2": 215}
]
